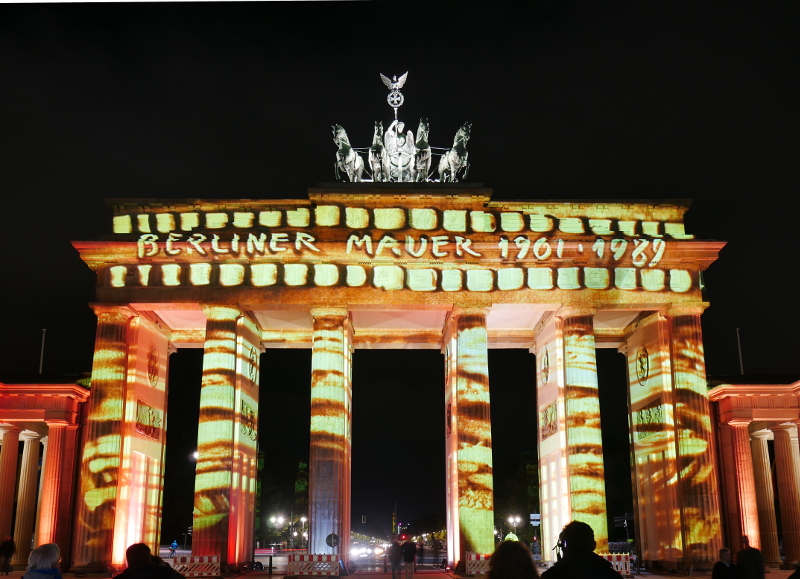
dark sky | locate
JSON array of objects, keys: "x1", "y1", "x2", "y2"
[{"x1": 1, "y1": 1, "x2": 799, "y2": 543}]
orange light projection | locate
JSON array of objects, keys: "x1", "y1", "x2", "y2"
[
  {"x1": 192, "y1": 307, "x2": 259, "y2": 570},
  {"x1": 444, "y1": 309, "x2": 494, "y2": 562},
  {"x1": 70, "y1": 190, "x2": 724, "y2": 570},
  {"x1": 560, "y1": 309, "x2": 608, "y2": 551}
]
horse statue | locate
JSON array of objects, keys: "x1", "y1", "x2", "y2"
[
  {"x1": 333, "y1": 124, "x2": 364, "y2": 182},
  {"x1": 414, "y1": 118, "x2": 431, "y2": 182},
  {"x1": 437, "y1": 122, "x2": 471, "y2": 182},
  {"x1": 368, "y1": 121, "x2": 390, "y2": 182}
]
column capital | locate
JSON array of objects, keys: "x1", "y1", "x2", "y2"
[
  {"x1": 19, "y1": 431, "x2": 41, "y2": 442},
  {"x1": 770, "y1": 423, "x2": 798, "y2": 435},
  {"x1": 557, "y1": 306, "x2": 596, "y2": 319},
  {"x1": 309, "y1": 306, "x2": 349, "y2": 319},
  {"x1": 728, "y1": 419, "x2": 753, "y2": 427},
  {"x1": 450, "y1": 306, "x2": 490, "y2": 318},
  {"x1": 666, "y1": 304, "x2": 707, "y2": 317},
  {"x1": 0, "y1": 425, "x2": 23, "y2": 436},
  {"x1": 751, "y1": 430, "x2": 772, "y2": 440},
  {"x1": 90, "y1": 304, "x2": 137, "y2": 320}
]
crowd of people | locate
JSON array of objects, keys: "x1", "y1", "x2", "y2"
[{"x1": 0, "y1": 525, "x2": 793, "y2": 579}]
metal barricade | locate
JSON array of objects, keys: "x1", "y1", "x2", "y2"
[
  {"x1": 172, "y1": 556, "x2": 221, "y2": 577},
  {"x1": 600, "y1": 554, "x2": 632, "y2": 577},
  {"x1": 465, "y1": 553, "x2": 491, "y2": 575},
  {"x1": 287, "y1": 554, "x2": 340, "y2": 576}
]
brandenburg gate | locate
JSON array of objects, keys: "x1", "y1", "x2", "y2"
[{"x1": 69, "y1": 185, "x2": 725, "y2": 571}]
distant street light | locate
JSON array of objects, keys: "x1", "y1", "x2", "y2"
[{"x1": 508, "y1": 516, "x2": 522, "y2": 534}]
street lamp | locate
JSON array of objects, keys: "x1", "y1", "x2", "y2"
[{"x1": 508, "y1": 516, "x2": 522, "y2": 534}]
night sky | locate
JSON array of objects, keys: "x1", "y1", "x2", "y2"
[{"x1": 1, "y1": 1, "x2": 799, "y2": 545}]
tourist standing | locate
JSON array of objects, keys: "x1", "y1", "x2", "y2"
[
  {"x1": 388, "y1": 541, "x2": 402, "y2": 579},
  {"x1": 21, "y1": 544, "x2": 61, "y2": 579},
  {"x1": 488, "y1": 540, "x2": 539, "y2": 579},
  {"x1": 541, "y1": 521, "x2": 621, "y2": 579},
  {"x1": 712, "y1": 548, "x2": 736, "y2": 579},
  {"x1": 401, "y1": 539, "x2": 416, "y2": 579},
  {"x1": 0, "y1": 537, "x2": 14, "y2": 576},
  {"x1": 736, "y1": 536, "x2": 765, "y2": 579}
]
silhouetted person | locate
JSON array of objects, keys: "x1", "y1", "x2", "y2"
[
  {"x1": 401, "y1": 540, "x2": 416, "y2": 579},
  {"x1": 116, "y1": 543, "x2": 184, "y2": 579},
  {"x1": 388, "y1": 541, "x2": 402, "y2": 579},
  {"x1": 712, "y1": 548, "x2": 736, "y2": 579},
  {"x1": 0, "y1": 537, "x2": 14, "y2": 576},
  {"x1": 541, "y1": 521, "x2": 621, "y2": 579},
  {"x1": 488, "y1": 540, "x2": 539, "y2": 579},
  {"x1": 22, "y1": 543, "x2": 61, "y2": 579},
  {"x1": 736, "y1": 536, "x2": 765, "y2": 579},
  {"x1": 418, "y1": 543, "x2": 424, "y2": 566},
  {"x1": 788, "y1": 560, "x2": 800, "y2": 579}
]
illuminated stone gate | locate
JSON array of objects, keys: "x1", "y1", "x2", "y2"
[{"x1": 71, "y1": 186, "x2": 724, "y2": 570}]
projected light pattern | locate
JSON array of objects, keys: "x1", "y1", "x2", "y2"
[
  {"x1": 308, "y1": 309, "x2": 352, "y2": 558},
  {"x1": 72, "y1": 307, "x2": 135, "y2": 569},
  {"x1": 444, "y1": 309, "x2": 494, "y2": 562},
  {"x1": 70, "y1": 192, "x2": 725, "y2": 568},
  {"x1": 669, "y1": 308, "x2": 721, "y2": 562},
  {"x1": 193, "y1": 307, "x2": 259, "y2": 569},
  {"x1": 102, "y1": 262, "x2": 696, "y2": 294},
  {"x1": 627, "y1": 315, "x2": 683, "y2": 563},
  {"x1": 560, "y1": 309, "x2": 608, "y2": 551}
]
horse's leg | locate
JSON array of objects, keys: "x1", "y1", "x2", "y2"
[{"x1": 335, "y1": 161, "x2": 340, "y2": 181}]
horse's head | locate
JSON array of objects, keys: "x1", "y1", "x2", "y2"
[
  {"x1": 459, "y1": 122, "x2": 472, "y2": 141},
  {"x1": 332, "y1": 124, "x2": 348, "y2": 147},
  {"x1": 373, "y1": 121, "x2": 383, "y2": 138},
  {"x1": 417, "y1": 118, "x2": 429, "y2": 140}
]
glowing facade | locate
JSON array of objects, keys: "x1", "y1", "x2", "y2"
[{"x1": 61, "y1": 186, "x2": 730, "y2": 571}]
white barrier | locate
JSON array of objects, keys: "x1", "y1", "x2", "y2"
[
  {"x1": 601, "y1": 554, "x2": 632, "y2": 577},
  {"x1": 172, "y1": 556, "x2": 221, "y2": 577},
  {"x1": 466, "y1": 553, "x2": 491, "y2": 575},
  {"x1": 288, "y1": 554, "x2": 340, "y2": 576}
]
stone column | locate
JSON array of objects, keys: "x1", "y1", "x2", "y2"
[
  {"x1": 750, "y1": 431, "x2": 781, "y2": 566},
  {"x1": 667, "y1": 306, "x2": 722, "y2": 563},
  {"x1": 71, "y1": 306, "x2": 136, "y2": 571},
  {"x1": 308, "y1": 307, "x2": 352, "y2": 558},
  {"x1": 0, "y1": 426, "x2": 23, "y2": 538},
  {"x1": 33, "y1": 436, "x2": 48, "y2": 547},
  {"x1": 37, "y1": 425, "x2": 66, "y2": 547},
  {"x1": 726, "y1": 421, "x2": 760, "y2": 547},
  {"x1": 12, "y1": 432, "x2": 41, "y2": 564},
  {"x1": 558, "y1": 307, "x2": 608, "y2": 550},
  {"x1": 771, "y1": 424, "x2": 800, "y2": 564},
  {"x1": 443, "y1": 307, "x2": 494, "y2": 562},
  {"x1": 193, "y1": 305, "x2": 241, "y2": 561}
]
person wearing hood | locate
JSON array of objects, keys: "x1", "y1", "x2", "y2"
[
  {"x1": 116, "y1": 543, "x2": 183, "y2": 579},
  {"x1": 541, "y1": 521, "x2": 621, "y2": 579},
  {"x1": 22, "y1": 543, "x2": 62, "y2": 579}
]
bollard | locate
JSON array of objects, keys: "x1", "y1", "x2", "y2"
[{"x1": 268, "y1": 555, "x2": 273, "y2": 575}]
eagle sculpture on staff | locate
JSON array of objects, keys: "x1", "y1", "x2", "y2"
[{"x1": 380, "y1": 72, "x2": 408, "y2": 119}]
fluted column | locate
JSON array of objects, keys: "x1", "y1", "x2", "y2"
[
  {"x1": 558, "y1": 307, "x2": 608, "y2": 550},
  {"x1": 193, "y1": 305, "x2": 241, "y2": 561},
  {"x1": 750, "y1": 431, "x2": 781, "y2": 566},
  {"x1": 727, "y1": 421, "x2": 760, "y2": 547},
  {"x1": 37, "y1": 425, "x2": 66, "y2": 547},
  {"x1": 443, "y1": 307, "x2": 494, "y2": 561},
  {"x1": 308, "y1": 307, "x2": 352, "y2": 558},
  {"x1": 667, "y1": 306, "x2": 722, "y2": 562},
  {"x1": 33, "y1": 436, "x2": 48, "y2": 547},
  {"x1": 71, "y1": 306, "x2": 136, "y2": 571},
  {"x1": 12, "y1": 432, "x2": 42, "y2": 564},
  {"x1": 0, "y1": 426, "x2": 23, "y2": 538},
  {"x1": 772, "y1": 424, "x2": 800, "y2": 564}
]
